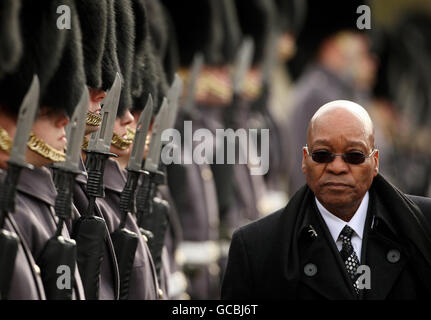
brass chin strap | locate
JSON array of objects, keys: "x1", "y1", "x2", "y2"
[
  {"x1": 126, "y1": 127, "x2": 135, "y2": 141},
  {"x1": 27, "y1": 132, "x2": 66, "y2": 162},
  {"x1": 0, "y1": 126, "x2": 12, "y2": 154},
  {"x1": 111, "y1": 131, "x2": 133, "y2": 150},
  {"x1": 86, "y1": 112, "x2": 102, "y2": 127},
  {"x1": 82, "y1": 136, "x2": 89, "y2": 151}
]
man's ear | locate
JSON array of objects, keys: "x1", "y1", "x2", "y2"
[
  {"x1": 302, "y1": 147, "x2": 308, "y2": 174},
  {"x1": 373, "y1": 149, "x2": 379, "y2": 176}
]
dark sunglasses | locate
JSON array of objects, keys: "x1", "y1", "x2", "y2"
[{"x1": 305, "y1": 145, "x2": 377, "y2": 165}]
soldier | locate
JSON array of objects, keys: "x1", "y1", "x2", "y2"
[
  {"x1": 73, "y1": 0, "x2": 120, "y2": 300},
  {"x1": 0, "y1": 0, "x2": 46, "y2": 300},
  {"x1": 95, "y1": 0, "x2": 160, "y2": 300},
  {"x1": 0, "y1": 0, "x2": 86, "y2": 299}
]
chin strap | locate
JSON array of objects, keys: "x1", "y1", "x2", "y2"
[
  {"x1": 111, "y1": 129, "x2": 133, "y2": 150},
  {"x1": 0, "y1": 127, "x2": 12, "y2": 154},
  {"x1": 86, "y1": 112, "x2": 102, "y2": 127},
  {"x1": 82, "y1": 136, "x2": 89, "y2": 151},
  {"x1": 27, "y1": 132, "x2": 66, "y2": 162}
]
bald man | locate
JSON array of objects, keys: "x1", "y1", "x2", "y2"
[{"x1": 221, "y1": 100, "x2": 431, "y2": 300}]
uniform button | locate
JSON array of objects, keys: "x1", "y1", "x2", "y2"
[
  {"x1": 304, "y1": 263, "x2": 317, "y2": 277},
  {"x1": 387, "y1": 249, "x2": 401, "y2": 263},
  {"x1": 142, "y1": 234, "x2": 148, "y2": 243},
  {"x1": 34, "y1": 264, "x2": 41, "y2": 276},
  {"x1": 201, "y1": 168, "x2": 213, "y2": 181},
  {"x1": 158, "y1": 289, "x2": 164, "y2": 299}
]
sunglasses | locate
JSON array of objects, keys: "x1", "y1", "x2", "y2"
[{"x1": 305, "y1": 145, "x2": 377, "y2": 165}]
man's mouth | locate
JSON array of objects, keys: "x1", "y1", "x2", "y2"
[{"x1": 323, "y1": 182, "x2": 353, "y2": 189}]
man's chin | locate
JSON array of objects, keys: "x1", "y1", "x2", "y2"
[{"x1": 317, "y1": 193, "x2": 355, "y2": 209}]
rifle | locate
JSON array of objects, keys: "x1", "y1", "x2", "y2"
[
  {"x1": 136, "y1": 99, "x2": 171, "y2": 279},
  {"x1": 72, "y1": 73, "x2": 121, "y2": 299},
  {"x1": 0, "y1": 76, "x2": 39, "y2": 300},
  {"x1": 37, "y1": 88, "x2": 89, "y2": 300},
  {"x1": 111, "y1": 95, "x2": 153, "y2": 300}
]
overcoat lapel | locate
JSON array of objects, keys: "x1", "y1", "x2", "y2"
[
  {"x1": 297, "y1": 203, "x2": 357, "y2": 299},
  {"x1": 361, "y1": 191, "x2": 408, "y2": 300}
]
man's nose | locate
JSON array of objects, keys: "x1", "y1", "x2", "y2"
[
  {"x1": 326, "y1": 154, "x2": 349, "y2": 174},
  {"x1": 90, "y1": 88, "x2": 107, "y2": 103}
]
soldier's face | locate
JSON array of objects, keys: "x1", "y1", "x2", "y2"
[
  {"x1": 302, "y1": 109, "x2": 379, "y2": 214},
  {"x1": 33, "y1": 108, "x2": 69, "y2": 150},
  {"x1": 86, "y1": 88, "x2": 106, "y2": 134}
]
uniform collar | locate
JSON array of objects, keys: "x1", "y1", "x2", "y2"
[
  {"x1": 16, "y1": 165, "x2": 57, "y2": 206},
  {"x1": 315, "y1": 192, "x2": 369, "y2": 243},
  {"x1": 103, "y1": 158, "x2": 126, "y2": 193}
]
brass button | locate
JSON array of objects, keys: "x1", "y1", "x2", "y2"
[
  {"x1": 142, "y1": 234, "x2": 148, "y2": 243},
  {"x1": 201, "y1": 168, "x2": 213, "y2": 181}
]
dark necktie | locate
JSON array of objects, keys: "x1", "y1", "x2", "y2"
[{"x1": 339, "y1": 225, "x2": 360, "y2": 294}]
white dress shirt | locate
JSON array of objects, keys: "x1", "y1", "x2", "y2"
[{"x1": 315, "y1": 192, "x2": 369, "y2": 262}]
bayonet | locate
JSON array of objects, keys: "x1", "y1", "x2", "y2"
[
  {"x1": 144, "y1": 98, "x2": 168, "y2": 174},
  {"x1": 261, "y1": 31, "x2": 278, "y2": 88},
  {"x1": 166, "y1": 73, "x2": 184, "y2": 131},
  {"x1": 9, "y1": 75, "x2": 40, "y2": 169},
  {"x1": 54, "y1": 87, "x2": 89, "y2": 174},
  {"x1": 183, "y1": 53, "x2": 204, "y2": 114},
  {"x1": 126, "y1": 95, "x2": 153, "y2": 173},
  {"x1": 87, "y1": 73, "x2": 121, "y2": 154},
  {"x1": 232, "y1": 37, "x2": 255, "y2": 95}
]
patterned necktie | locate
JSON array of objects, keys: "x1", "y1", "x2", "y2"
[{"x1": 339, "y1": 225, "x2": 360, "y2": 294}]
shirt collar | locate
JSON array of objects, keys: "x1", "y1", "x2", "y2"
[{"x1": 315, "y1": 191, "x2": 369, "y2": 242}]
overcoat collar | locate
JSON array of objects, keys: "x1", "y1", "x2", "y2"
[{"x1": 16, "y1": 166, "x2": 57, "y2": 207}]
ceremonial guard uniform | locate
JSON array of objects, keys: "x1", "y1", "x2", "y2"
[
  {"x1": 0, "y1": 0, "x2": 46, "y2": 300},
  {"x1": 0, "y1": 0, "x2": 86, "y2": 300}
]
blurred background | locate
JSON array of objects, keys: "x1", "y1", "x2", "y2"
[{"x1": 159, "y1": 0, "x2": 431, "y2": 300}]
